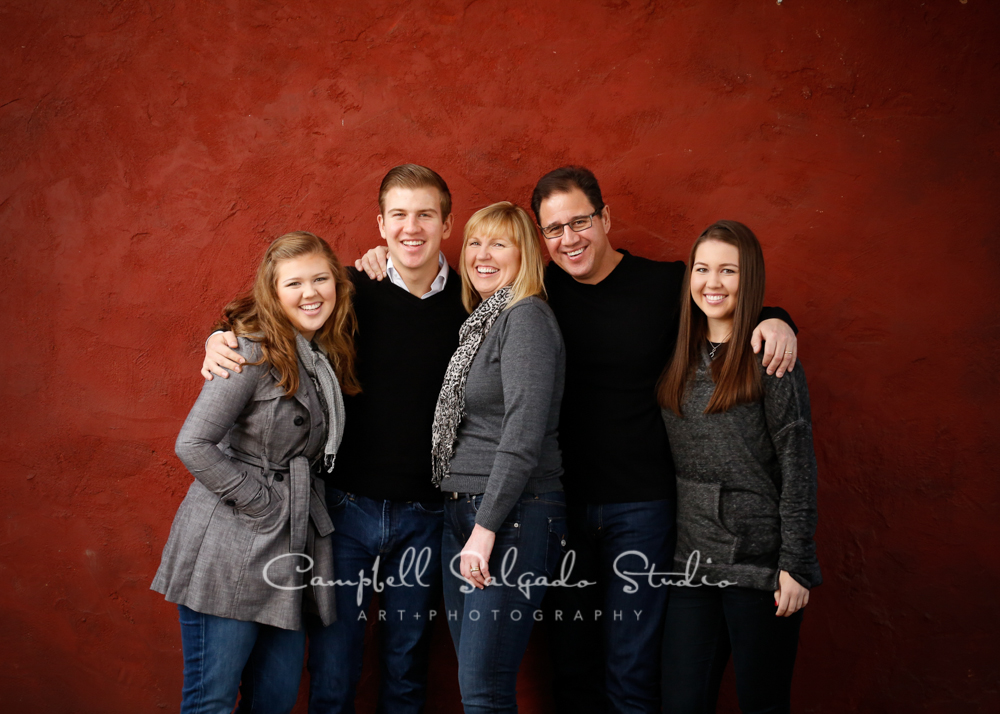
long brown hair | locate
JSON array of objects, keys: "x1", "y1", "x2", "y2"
[
  {"x1": 218, "y1": 231, "x2": 361, "y2": 397},
  {"x1": 658, "y1": 221, "x2": 765, "y2": 415}
]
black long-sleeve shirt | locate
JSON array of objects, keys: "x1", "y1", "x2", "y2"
[{"x1": 546, "y1": 250, "x2": 795, "y2": 504}]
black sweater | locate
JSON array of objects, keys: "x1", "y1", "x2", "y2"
[
  {"x1": 330, "y1": 267, "x2": 468, "y2": 501},
  {"x1": 546, "y1": 251, "x2": 795, "y2": 504}
]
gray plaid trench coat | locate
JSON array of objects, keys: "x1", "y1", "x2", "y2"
[{"x1": 152, "y1": 337, "x2": 338, "y2": 630}]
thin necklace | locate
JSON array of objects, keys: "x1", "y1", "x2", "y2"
[{"x1": 707, "y1": 335, "x2": 730, "y2": 360}]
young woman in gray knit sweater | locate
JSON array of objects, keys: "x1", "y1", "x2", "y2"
[
  {"x1": 657, "y1": 221, "x2": 821, "y2": 714},
  {"x1": 432, "y1": 201, "x2": 566, "y2": 713}
]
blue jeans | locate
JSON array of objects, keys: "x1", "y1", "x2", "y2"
[
  {"x1": 306, "y1": 489, "x2": 444, "y2": 714},
  {"x1": 177, "y1": 604, "x2": 306, "y2": 714},
  {"x1": 661, "y1": 585, "x2": 802, "y2": 714},
  {"x1": 442, "y1": 491, "x2": 567, "y2": 714},
  {"x1": 542, "y1": 499, "x2": 676, "y2": 714}
]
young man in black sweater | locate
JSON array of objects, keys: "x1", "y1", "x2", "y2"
[
  {"x1": 203, "y1": 165, "x2": 468, "y2": 714},
  {"x1": 531, "y1": 166, "x2": 798, "y2": 714},
  {"x1": 315, "y1": 165, "x2": 798, "y2": 713}
]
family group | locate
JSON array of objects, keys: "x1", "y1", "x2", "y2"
[{"x1": 151, "y1": 164, "x2": 821, "y2": 714}]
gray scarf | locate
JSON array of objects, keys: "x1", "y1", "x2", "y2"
[
  {"x1": 431, "y1": 285, "x2": 513, "y2": 485},
  {"x1": 296, "y1": 333, "x2": 345, "y2": 473}
]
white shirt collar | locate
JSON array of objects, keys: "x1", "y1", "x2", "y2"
[{"x1": 385, "y1": 251, "x2": 449, "y2": 299}]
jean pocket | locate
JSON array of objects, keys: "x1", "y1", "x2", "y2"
[
  {"x1": 413, "y1": 499, "x2": 445, "y2": 515},
  {"x1": 544, "y1": 515, "x2": 568, "y2": 576},
  {"x1": 326, "y1": 487, "x2": 350, "y2": 511}
]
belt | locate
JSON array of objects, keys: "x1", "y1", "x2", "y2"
[
  {"x1": 226, "y1": 449, "x2": 334, "y2": 552},
  {"x1": 445, "y1": 492, "x2": 480, "y2": 500}
]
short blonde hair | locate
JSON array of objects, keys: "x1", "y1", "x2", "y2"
[{"x1": 459, "y1": 202, "x2": 547, "y2": 312}]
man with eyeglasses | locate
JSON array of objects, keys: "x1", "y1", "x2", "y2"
[
  {"x1": 348, "y1": 165, "x2": 798, "y2": 712},
  {"x1": 531, "y1": 166, "x2": 798, "y2": 714}
]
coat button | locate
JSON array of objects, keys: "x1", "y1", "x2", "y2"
[
  {"x1": 294, "y1": 416, "x2": 305, "y2": 426},
  {"x1": 224, "y1": 499, "x2": 236, "y2": 507},
  {"x1": 273, "y1": 473, "x2": 284, "y2": 482}
]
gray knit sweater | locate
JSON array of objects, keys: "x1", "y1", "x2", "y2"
[
  {"x1": 660, "y1": 349, "x2": 822, "y2": 591},
  {"x1": 440, "y1": 297, "x2": 565, "y2": 531}
]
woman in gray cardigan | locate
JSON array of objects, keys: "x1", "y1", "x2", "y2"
[
  {"x1": 657, "y1": 221, "x2": 821, "y2": 714},
  {"x1": 431, "y1": 202, "x2": 566, "y2": 714},
  {"x1": 152, "y1": 231, "x2": 360, "y2": 714}
]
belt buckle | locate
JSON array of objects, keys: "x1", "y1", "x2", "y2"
[{"x1": 446, "y1": 491, "x2": 461, "y2": 500}]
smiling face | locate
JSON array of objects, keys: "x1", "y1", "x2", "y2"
[
  {"x1": 275, "y1": 253, "x2": 337, "y2": 341},
  {"x1": 376, "y1": 186, "x2": 453, "y2": 276},
  {"x1": 690, "y1": 238, "x2": 740, "y2": 333},
  {"x1": 464, "y1": 232, "x2": 522, "y2": 300},
  {"x1": 537, "y1": 188, "x2": 616, "y2": 284}
]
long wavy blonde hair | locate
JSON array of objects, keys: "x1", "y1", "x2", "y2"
[{"x1": 218, "y1": 231, "x2": 360, "y2": 396}]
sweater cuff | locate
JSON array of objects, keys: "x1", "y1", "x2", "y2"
[
  {"x1": 778, "y1": 555, "x2": 822, "y2": 590},
  {"x1": 759, "y1": 306, "x2": 797, "y2": 334},
  {"x1": 473, "y1": 501, "x2": 507, "y2": 532},
  {"x1": 206, "y1": 329, "x2": 224, "y2": 350}
]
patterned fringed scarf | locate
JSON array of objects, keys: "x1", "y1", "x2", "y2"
[
  {"x1": 430, "y1": 285, "x2": 513, "y2": 485},
  {"x1": 296, "y1": 333, "x2": 345, "y2": 473}
]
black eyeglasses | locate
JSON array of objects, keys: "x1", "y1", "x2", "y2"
[{"x1": 539, "y1": 211, "x2": 600, "y2": 240}]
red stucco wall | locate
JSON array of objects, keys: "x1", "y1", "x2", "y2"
[{"x1": 2, "y1": 0, "x2": 998, "y2": 711}]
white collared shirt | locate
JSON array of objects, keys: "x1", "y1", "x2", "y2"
[{"x1": 385, "y1": 251, "x2": 449, "y2": 299}]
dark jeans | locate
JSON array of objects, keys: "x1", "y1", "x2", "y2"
[
  {"x1": 177, "y1": 604, "x2": 306, "y2": 714},
  {"x1": 543, "y1": 499, "x2": 676, "y2": 714},
  {"x1": 306, "y1": 489, "x2": 444, "y2": 714},
  {"x1": 661, "y1": 585, "x2": 803, "y2": 714},
  {"x1": 442, "y1": 491, "x2": 567, "y2": 714}
]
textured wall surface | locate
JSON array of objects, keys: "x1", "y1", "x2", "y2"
[{"x1": 1, "y1": 0, "x2": 998, "y2": 712}]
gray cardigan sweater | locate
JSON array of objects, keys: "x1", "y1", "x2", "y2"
[
  {"x1": 660, "y1": 350, "x2": 822, "y2": 591},
  {"x1": 441, "y1": 296, "x2": 565, "y2": 531}
]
